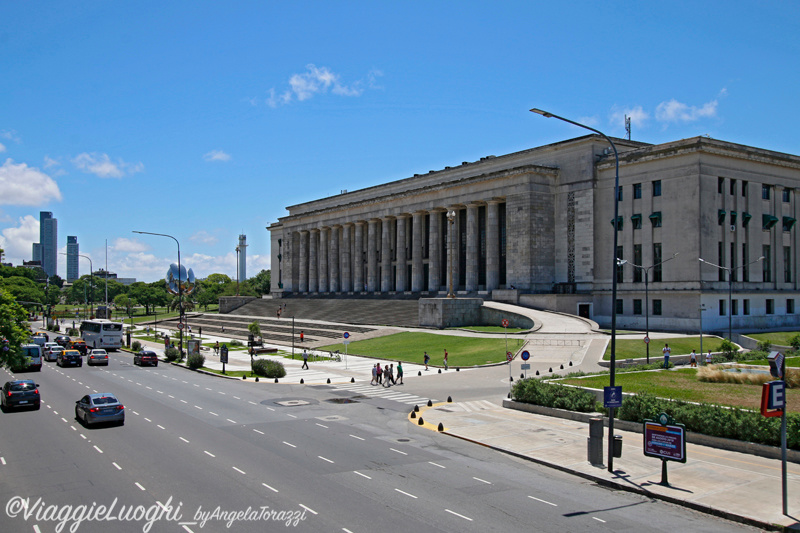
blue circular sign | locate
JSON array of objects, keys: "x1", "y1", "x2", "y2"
[
  {"x1": 521, "y1": 350, "x2": 530, "y2": 361},
  {"x1": 343, "y1": 332, "x2": 350, "y2": 339}
]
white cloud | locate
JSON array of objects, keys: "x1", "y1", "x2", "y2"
[
  {"x1": 0, "y1": 159, "x2": 62, "y2": 206},
  {"x1": 655, "y1": 99, "x2": 718, "y2": 123},
  {"x1": 0, "y1": 142, "x2": 5, "y2": 153},
  {"x1": 189, "y1": 230, "x2": 218, "y2": 245},
  {"x1": 72, "y1": 152, "x2": 144, "y2": 178},
  {"x1": 609, "y1": 105, "x2": 649, "y2": 129},
  {"x1": 112, "y1": 237, "x2": 149, "y2": 253},
  {"x1": 43, "y1": 156, "x2": 60, "y2": 168},
  {"x1": 264, "y1": 64, "x2": 372, "y2": 107},
  {"x1": 0, "y1": 214, "x2": 39, "y2": 265},
  {"x1": 108, "y1": 249, "x2": 271, "y2": 283},
  {"x1": 203, "y1": 150, "x2": 231, "y2": 162}
]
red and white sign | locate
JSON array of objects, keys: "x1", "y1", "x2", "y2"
[
  {"x1": 506, "y1": 351, "x2": 513, "y2": 362},
  {"x1": 177, "y1": 323, "x2": 184, "y2": 330},
  {"x1": 502, "y1": 319, "x2": 509, "y2": 328},
  {"x1": 644, "y1": 336, "x2": 650, "y2": 344}
]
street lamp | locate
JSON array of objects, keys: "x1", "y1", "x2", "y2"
[
  {"x1": 446, "y1": 210, "x2": 457, "y2": 298},
  {"x1": 63, "y1": 252, "x2": 94, "y2": 318},
  {"x1": 236, "y1": 245, "x2": 241, "y2": 296},
  {"x1": 133, "y1": 231, "x2": 184, "y2": 355},
  {"x1": 531, "y1": 107, "x2": 620, "y2": 473},
  {"x1": 698, "y1": 256, "x2": 764, "y2": 341},
  {"x1": 617, "y1": 253, "x2": 679, "y2": 363}
]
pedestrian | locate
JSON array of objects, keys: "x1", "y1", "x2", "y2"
[
  {"x1": 383, "y1": 364, "x2": 391, "y2": 387},
  {"x1": 214, "y1": 341, "x2": 219, "y2": 356},
  {"x1": 188, "y1": 325, "x2": 192, "y2": 334},
  {"x1": 221, "y1": 325, "x2": 225, "y2": 332},
  {"x1": 443, "y1": 349, "x2": 448, "y2": 371},
  {"x1": 371, "y1": 364, "x2": 377, "y2": 385},
  {"x1": 706, "y1": 349, "x2": 713, "y2": 365},
  {"x1": 396, "y1": 361, "x2": 404, "y2": 384},
  {"x1": 662, "y1": 343, "x2": 671, "y2": 369},
  {"x1": 277, "y1": 307, "x2": 281, "y2": 319},
  {"x1": 300, "y1": 331, "x2": 304, "y2": 343},
  {"x1": 423, "y1": 351, "x2": 430, "y2": 370},
  {"x1": 388, "y1": 364, "x2": 396, "y2": 385},
  {"x1": 302, "y1": 349, "x2": 309, "y2": 369},
  {"x1": 690, "y1": 349, "x2": 697, "y2": 367},
  {"x1": 376, "y1": 363, "x2": 382, "y2": 384}
]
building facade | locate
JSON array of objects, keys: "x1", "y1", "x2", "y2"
[
  {"x1": 66, "y1": 236, "x2": 79, "y2": 282},
  {"x1": 32, "y1": 211, "x2": 57, "y2": 278},
  {"x1": 268, "y1": 135, "x2": 800, "y2": 333}
]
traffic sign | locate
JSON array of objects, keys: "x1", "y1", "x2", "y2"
[
  {"x1": 177, "y1": 323, "x2": 184, "y2": 330},
  {"x1": 501, "y1": 319, "x2": 509, "y2": 328},
  {"x1": 520, "y1": 363, "x2": 530, "y2": 370},
  {"x1": 343, "y1": 332, "x2": 350, "y2": 339},
  {"x1": 604, "y1": 386, "x2": 623, "y2": 408},
  {"x1": 506, "y1": 351, "x2": 513, "y2": 362},
  {"x1": 644, "y1": 336, "x2": 650, "y2": 344},
  {"x1": 521, "y1": 350, "x2": 530, "y2": 361}
]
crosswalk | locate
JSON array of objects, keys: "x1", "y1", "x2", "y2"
[
  {"x1": 433, "y1": 400, "x2": 498, "y2": 412},
  {"x1": 332, "y1": 383, "x2": 439, "y2": 406}
]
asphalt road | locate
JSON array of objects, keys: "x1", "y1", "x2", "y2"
[{"x1": 0, "y1": 352, "x2": 761, "y2": 533}]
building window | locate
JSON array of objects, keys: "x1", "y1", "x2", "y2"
[
  {"x1": 718, "y1": 177, "x2": 724, "y2": 194},
  {"x1": 633, "y1": 183, "x2": 642, "y2": 199},
  {"x1": 718, "y1": 209, "x2": 726, "y2": 225},
  {"x1": 653, "y1": 243, "x2": 663, "y2": 282},
  {"x1": 763, "y1": 184, "x2": 771, "y2": 200},
  {"x1": 649, "y1": 212, "x2": 662, "y2": 228},
  {"x1": 616, "y1": 246, "x2": 624, "y2": 283},
  {"x1": 718, "y1": 241, "x2": 725, "y2": 282},
  {"x1": 653, "y1": 299, "x2": 662, "y2": 316},
  {"x1": 788, "y1": 299, "x2": 795, "y2": 314},
  {"x1": 730, "y1": 179, "x2": 736, "y2": 195},
  {"x1": 742, "y1": 180, "x2": 748, "y2": 197},
  {"x1": 766, "y1": 299, "x2": 775, "y2": 314},
  {"x1": 785, "y1": 246, "x2": 791, "y2": 283},
  {"x1": 653, "y1": 180, "x2": 661, "y2": 197},
  {"x1": 783, "y1": 216, "x2": 796, "y2": 232},
  {"x1": 617, "y1": 186, "x2": 623, "y2": 202},
  {"x1": 719, "y1": 299, "x2": 726, "y2": 316},
  {"x1": 743, "y1": 244, "x2": 749, "y2": 282},
  {"x1": 731, "y1": 242, "x2": 737, "y2": 282},
  {"x1": 732, "y1": 299, "x2": 738, "y2": 316},
  {"x1": 631, "y1": 214, "x2": 642, "y2": 230},
  {"x1": 633, "y1": 299, "x2": 642, "y2": 315},
  {"x1": 784, "y1": 188, "x2": 792, "y2": 203},
  {"x1": 743, "y1": 299, "x2": 750, "y2": 315},
  {"x1": 763, "y1": 214, "x2": 779, "y2": 230},
  {"x1": 742, "y1": 212, "x2": 752, "y2": 227},
  {"x1": 763, "y1": 245, "x2": 771, "y2": 282},
  {"x1": 611, "y1": 216, "x2": 623, "y2": 231},
  {"x1": 633, "y1": 244, "x2": 642, "y2": 282},
  {"x1": 616, "y1": 299, "x2": 624, "y2": 315}
]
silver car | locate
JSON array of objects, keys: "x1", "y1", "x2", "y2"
[
  {"x1": 75, "y1": 393, "x2": 124, "y2": 426},
  {"x1": 87, "y1": 349, "x2": 109, "y2": 366}
]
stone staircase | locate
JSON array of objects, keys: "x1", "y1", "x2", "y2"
[{"x1": 230, "y1": 298, "x2": 421, "y2": 328}]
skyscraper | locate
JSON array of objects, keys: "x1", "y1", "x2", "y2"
[
  {"x1": 66, "y1": 236, "x2": 79, "y2": 282},
  {"x1": 237, "y1": 234, "x2": 247, "y2": 282},
  {"x1": 33, "y1": 212, "x2": 57, "y2": 278}
]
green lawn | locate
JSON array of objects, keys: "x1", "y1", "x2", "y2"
[
  {"x1": 745, "y1": 356, "x2": 800, "y2": 367},
  {"x1": 744, "y1": 331, "x2": 799, "y2": 346},
  {"x1": 449, "y1": 326, "x2": 527, "y2": 333},
  {"x1": 319, "y1": 331, "x2": 521, "y2": 366},
  {"x1": 560, "y1": 368, "x2": 800, "y2": 411},
  {"x1": 603, "y1": 336, "x2": 725, "y2": 360}
]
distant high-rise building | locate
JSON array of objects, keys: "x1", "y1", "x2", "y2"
[
  {"x1": 66, "y1": 236, "x2": 79, "y2": 282},
  {"x1": 237, "y1": 234, "x2": 248, "y2": 282},
  {"x1": 33, "y1": 212, "x2": 58, "y2": 278}
]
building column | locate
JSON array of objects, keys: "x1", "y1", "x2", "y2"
[
  {"x1": 329, "y1": 225, "x2": 340, "y2": 292},
  {"x1": 466, "y1": 203, "x2": 479, "y2": 291},
  {"x1": 299, "y1": 230, "x2": 309, "y2": 292},
  {"x1": 448, "y1": 207, "x2": 461, "y2": 292},
  {"x1": 412, "y1": 211, "x2": 424, "y2": 291},
  {"x1": 341, "y1": 223, "x2": 352, "y2": 292},
  {"x1": 309, "y1": 229, "x2": 319, "y2": 292},
  {"x1": 428, "y1": 210, "x2": 441, "y2": 292},
  {"x1": 381, "y1": 217, "x2": 393, "y2": 292},
  {"x1": 354, "y1": 222, "x2": 365, "y2": 292},
  {"x1": 486, "y1": 200, "x2": 500, "y2": 291},
  {"x1": 319, "y1": 227, "x2": 329, "y2": 292},
  {"x1": 396, "y1": 214, "x2": 408, "y2": 291},
  {"x1": 367, "y1": 219, "x2": 379, "y2": 292}
]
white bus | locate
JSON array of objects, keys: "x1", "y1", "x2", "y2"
[{"x1": 80, "y1": 319, "x2": 124, "y2": 351}]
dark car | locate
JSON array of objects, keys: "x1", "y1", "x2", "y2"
[
  {"x1": 54, "y1": 335, "x2": 71, "y2": 347},
  {"x1": 2, "y1": 380, "x2": 40, "y2": 410},
  {"x1": 69, "y1": 339, "x2": 88, "y2": 356},
  {"x1": 75, "y1": 393, "x2": 124, "y2": 426},
  {"x1": 58, "y1": 349, "x2": 82, "y2": 367},
  {"x1": 134, "y1": 350, "x2": 158, "y2": 367}
]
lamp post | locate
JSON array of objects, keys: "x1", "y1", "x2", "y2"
[
  {"x1": 133, "y1": 231, "x2": 183, "y2": 356},
  {"x1": 531, "y1": 108, "x2": 620, "y2": 473},
  {"x1": 446, "y1": 210, "x2": 456, "y2": 298},
  {"x1": 699, "y1": 256, "x2": 764, "y2": 341},
  {"x1": 236, "y1": 245, "x2": 241, "y2": 296},
  {"x1": 617, "y1": 253, "x2": 679, "y2": 363},
  {"x1": 63, "y1": 252, "x2": 94, "y2": 318}
]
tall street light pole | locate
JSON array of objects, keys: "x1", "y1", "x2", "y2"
[
  {"x1": 236, "y1": 245, "x2": 241, "y2": 296},
  {"x1": 63, "y1": 252, "x2": 94, "y2": 318},
  {"x1": 531, "y1": 108, "x2": 620, "y2": 473},
  {"x1": 133, "y1": 231, "x2": 183, "y2": 355},
  {"x1": 699, "y1": 256, "x2": 764, "y2": 341},
  {"x1": 446, "y1": 210, "x2": 457, "y2": 298},
  {"x1": 617, "y1": 253, "x2": 679, "y2": 363}
]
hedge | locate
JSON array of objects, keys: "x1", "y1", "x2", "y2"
[
  {"x1": 252, "y1": 359, "x2": 286, "y2": 379},
  {"x1": 511, "y1": 378, "x2": 598, "y2": 412}
]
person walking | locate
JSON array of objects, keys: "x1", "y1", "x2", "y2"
[
  {"x1": 388, "y1": 364, "x2": 396, "y2": 385},
  {"x1": 443, "y1": 349, "x2": 448, "y2": 371},
  {"x1": 376, "y1": 362, "x2": 382, "y2": 385},
  {"x1": 396, "y1": 362, "x2": 404, "y2": 384},
  {"x1": 423, "y1": 351, "x2": 430, "y2": 370},
  {"x1": 705, "y1": 349, "x2": 713, "y2": 365},
  {"x1": 662, "y1": 343, "x2": 671, "y2": 369},
  {"x1": 214, "y1": 341, "x2": 220, "y2": 356},
  {"x1": 371, "y1": 364, "x2": 378, "y2": 385},
  {"x1": 690, "y1": 349, "x2": 697, "y2": 367},
  {"x1": 383, "y1": 364, "x2": 391, "y2": 387},
  {"x1": 302, "y1": 349, "x2": 309, "y2": 369},
  {"x1": 300, "y1": 331, "x2": 304, "y2": 343},
  {"x1": 277, "y1": 307, "x2": 281, "y2": 319}
]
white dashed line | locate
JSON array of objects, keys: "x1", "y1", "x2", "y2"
[
  {"x1": 80, "y1": 434, "x2": 87, "y2": 440},
  {"x1": 113, "y1": 462, "x2": 121, "y2": 470},
  {"x1": 144, "y1": 418, "x2": 152, "y2": 422},
  {"x1": 286, "y1": 414, "x2": 296, "y2": 418},
  {"x1": 315, "y1": 423, "x2": 328, "y2": 428},
  {"x1": 180, "y1": 437, "x2": 189, "y2": 443},
  {"x1": 318, "y1": 456, "x2": 334, "y2": 464},
  {"x1": 593, "y1": 517, "x2": 606, "y2": 523},
  {"x1": 253, "y1": 429, "x2": 264, "y2": 435},
  {"x1": 390, "y1": 448, "x2": 407, "y2": 455},
  {"x1": 209, "y1": 412, "x2": 219, "y2": 417},
  {"x1": 262, "y1": 483, "x2": 279, "y2": 493},
  {"x1": 168, "y1": 395, "x2": 175, "y2": 399},
  {"x1": 226, "y1": 419, "x2": 237, "y2": 424},
  {"x1": 132, "y1": 411, "x2": 140, "y2": 416},
  {"x1": 61, "y1": 417, "x2": 68, "y2": 423},
  {"x1": 428, "y1": 461, "x2": 445, "y2": 468},
  {"x1": 93, "y1": 446, "x2": 103, "y2": 454},
  {"x1": 157, "y1": 425, "x2": 165, "y2": 430},
  {"x1": 232, "y1": 467, "x2": 246, "y2": 475},
  {"x1": 473, "y1": 477, "x2": 491, "y2": 484},
  {"x1": 349, "y1": 434, "x2": 364, "y2": 441},
  {"x1": 283, "y1": 442, "x2": 296, "y2": 448},
  {"x1": 394, "y1": 489, "x2": 417, "y2": 499},
  {"x1": 194, "y1": 406, "x2": 203, "y2": 410},
  {"x1": 233, "y1": 396, "x2": 241, "y2": 400},
  {"x1": 354, "y1": 471, "x2": 371, "y2": 479},
  {"x1": 445, "y1": 509, "x2": 472, "y2": 521},
  {"x1": 266, "y1": 407, "x2": 275, "y2": 411},
  {"x1": 135, "y1": 482, "x2": 146, "y2": 491},
  {"x1": 204, "y1": 451, "x2": 215, "y2": 457},
  {"x1": 298, "y1": 504, "x2": 317, "y2": 515},
  {"x1": 0, "y1": 457, "x2": 6, "y2": 465},
  {"x1": 528, "y1": 495, "x2": 557, "y2": 506},
  {"x1": 248, "y1": 401, "x2": 256, "y2": 405},
  {"x1": 181, "y1": 400, "x2": 188, "y2": 404}
]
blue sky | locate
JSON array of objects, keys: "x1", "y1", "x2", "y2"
[{"x1": 2, "y1": 2, "x2": 799, "y2": 283}]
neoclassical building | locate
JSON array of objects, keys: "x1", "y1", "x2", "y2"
[{"x1": 268, "y1": 135, "x2": 800, "y2": 333}]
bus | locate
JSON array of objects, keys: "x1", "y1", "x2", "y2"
[{"x1": 80, "y1": 319, "x2": 124, "y2": 351}]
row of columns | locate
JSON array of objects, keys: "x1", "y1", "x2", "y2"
[{"x1": 295, "y1": 201, "x2": 503, "y2": 294}]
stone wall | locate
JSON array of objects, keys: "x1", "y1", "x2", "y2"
[
  {"x1": 219, "y1": 296, "x2": 257, "y2": 314},
  {"x1": 419, "y1": 297, "x2": 534, "y2": 329}
]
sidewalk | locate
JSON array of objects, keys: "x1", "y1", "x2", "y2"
[{"x1": 416, "y1": 399, "x2": 800, "y2": 531}]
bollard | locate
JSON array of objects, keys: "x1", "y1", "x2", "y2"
[
  {"x1": 535, "y1": 370, "x2": 540, "y2": 375},
  {"x1": 588, "y1": 417, "x2": 604, "y2": 465},
  {"x1": 351, "y1": 377, "x2": 355, "y2": 383},
  {"x1": 300, "y1": 378, "x2": 304, "y2": 384},
  {"x1": 520, "y1": 373, "x2": 524, "y2": 379},
  {"x1": 437, "y1": 422, "x2": 444, "y2": 432},
  {"x1": 447, "y1": 396, "x2": 452, "y2": 403},
  {"x1": 438, "y1": 369, "x2": 441, "y2": 374},
  {"x1": 242, "y1": 376, "x2": 247, "y2": 380},
  {"x1": 327, "y1": 378, "x2": 331, "y2": 384},
  {"x1": 410, "y1": 411, "x2": 416, "y2": 418},
  {"x1": 569, "y1": 361, "x2": 573, "y2": 366},
  {"x1": 507, "y1": 392, "x2": 511, "y2": 399},
  {"x1": 509, "y1": 376, "x2": 513, "y2": 382},
  {"x1": 548, "y1": 367, "x2": 552, "y2": 373},
  {"x1": 274, "y1": 378, "x2": 278, "y2": 383},
  {"x1": 418, "y1": 417, "x2": 424, "y2": 425},
  {"x1": 456, "y1": 368, "x2": 460, "y2": 371},
  {"x1": 560, "y1": 364, "x2": 564, "y2": 370},
  {"x1": 427, "y1": 399, "x2": 433, "y2": 407},
  {"x1": 414, "y1": 405, "x2": 419, "y2": 412},
  {"x1": 255, "y1": 377, "x2": 259, "y2": 382},
  {"x1": 418, "y1": 371, "x2": 422, "y2": 376}
]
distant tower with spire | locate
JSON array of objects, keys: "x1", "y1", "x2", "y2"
[{"x1": 237, "y1": 234, "x2": 247, "y2": 282}]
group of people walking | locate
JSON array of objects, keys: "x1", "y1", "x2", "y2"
[{"x1": 372, "y1": 362, "x2": 403, "y2": 386}]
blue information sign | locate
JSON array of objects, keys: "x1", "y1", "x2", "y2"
[
  {"x1": 521, "y1": 350, "x2": 530, "y2": 361},
  {"x1": 604, "y1": 386, "x2": 623, "y2": 408}
]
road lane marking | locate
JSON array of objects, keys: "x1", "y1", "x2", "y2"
[
  {"x1": 350, "y1": 434, "x2": 364, "y2": 441},
  {"x1": 298, "y1": 504, "x2": 317, "y2": 515},
  {"x1": 132, "y1": 411, "x2": 140, "y2": 415},
  {"x1": 144, "y1": 418, "x2": 152, "y2": 422},
  {"x1": 283, "y1": 441, "x2": 296, "y2": 448},
  {"x1": 194, "y1": 405, "x2": 203, "y2": 410},
  {"x1": 253, "y1": 429, "x2": 264, "y2": 435},
  {"x1": 61, "y1": 417, "x2": 68, "y2": 423},
  {"x1": 390, "y1": 448, "x2": 407, "y2": 455},
  {"x1": 204, "y1": 451, "x2": 215, "y2": 457},
  {"x1": 316, "y1": 423, "x2": 328, "y2": 428},
  {"x1": 0, "y1": 457, "x2": 5, "y2": 465},
  {"x1": 181, "y1": 400, "x2": 188, "y2": 403},
  {"x1": 169, "y1": 395, "x2": 175, "y2": 398},
  {"x1": 262, "y1": 483, "x2": 278, "y2": 493},
  {"x1": 157, "y1": 425, "x2": 165, "y2": 430},
  {"x1": 113, "y1": 462, "x2": 121, "y2": 470},
  {"x1": 593, "y1": 517, "x2": 606, "y2": 523},
  {"x1": 428, "y1": 461, "x2": 445, "y2": 468},
  {"x1": 318, "y1": 456, "x2": 334, "y2": 463},
  {"x1": 218, "y1": 391, "x2": 226, "y2": 395},
  {"x1": 445, "y1": 509, "x2": 472, "y2": 521},
  {"x1": 528, "y1": 495, "x2": 557, "y2": 506},
  {"x1": 354, "y1": 471, "x2": 371, "y2": 479},
  {"x1": 286, "y1": 414, "x2": 297, "y2": 418},
  {"x1": 93, "y1": 446, "x2": 103, "y2": 454},
  {"x1": 209, "y1": 412, "x2": 219, "y2": 416},
  {"x1": 226, "y1": 419, "x2": 237, "y2": 424},
  {"x1": 80, "y1": 434, "x2": 87, "y2": 440},
  {"x1": 180, "y1": 437, "x2": 189, "y2": 443},
  {"x1": 473, "y1": 477, "x2": 491, "y2": 484},
  {"x1": 394, "y1": 489, "x2": 417, "y2": 499},
  {"x1": 232, "y1": 467, "x2": 246, "y2": 475},
  {"x1": 135, "y1": 482, "x2": 146, "y2": 491},
  {"x1": 266, "y1": 407, "x2": 275, "y2": 411},
  {"x1": 248, "y1": 401, "x2": 256, "y2": 405},
  {"x1": 234, "y1": 396, "x2": 241, "y2": 400}
]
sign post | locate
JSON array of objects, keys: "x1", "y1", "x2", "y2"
[
  {"x1": 521, "y1": 350, "x2": 530, "y2": 378},
  {"x1": 643, "y1": 413, "x2": 686, "y2": 486},
  {"x1": 343, "y1": 332, "x2": 350, "y2": 369},
  {"x1": 220, "y1": 344, "x2": 228, "y2": 375}
]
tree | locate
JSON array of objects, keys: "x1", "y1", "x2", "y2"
[
  {"x1": 250, "y1": 269, "x2": 271, "y2": 296},
  {"x1": 0, "y1": 288, "x2": 33, "y2": 370},
  {"x1": 0, "y1": 276, "x2": 44, "y2": 306},
  {"x1": 195, "y1": 286, "x2": 218, "y2": 311},
  {"x1": 114, "y1": 294, "x2": 138, "y2": 317},
  {"x1": 129, "y1": 282, "x2": 168, "y2": 314}
]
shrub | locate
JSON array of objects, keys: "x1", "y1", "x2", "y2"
[
  {"x1": 790, "y1": 334, "x2": 800, "y2": 351},
  {"x1": 187, "y1": 352, "x2": 205, "y2": 370},
  {"x1": 131, "y1": 341, "x2": 142, "y2": 352},
  {"x1": 511, "y1": 379, "x2": 598, "y2": 412},
  {"x1": 229, "y1": 339, "x2": 243, "y2": 347},
  {"x1": 252, "y1": 359, "x2": 286, "y2": 378},
  {"x1": 718, "y1": 339, "x2": 738, "y2": 360},
  {"x1": 164, "y1": 347, "x2": 180, "y2": 362},
  {"x1": 67, "y1": 328, "x2": 80, "y2": 337},
  {"x1": 756, "y1": 340, "x2": 772, "y2": 352}
]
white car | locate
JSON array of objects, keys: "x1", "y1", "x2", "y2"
[
  {"x1": 45, "y1": 345, "x2": 64, "y2": 362},
  {"x1": 43, "y1": 342, "x2": 60, "y2": 360},
  {"x1": 88, "y1": 349, "x2": 109, "y2": 366}
]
